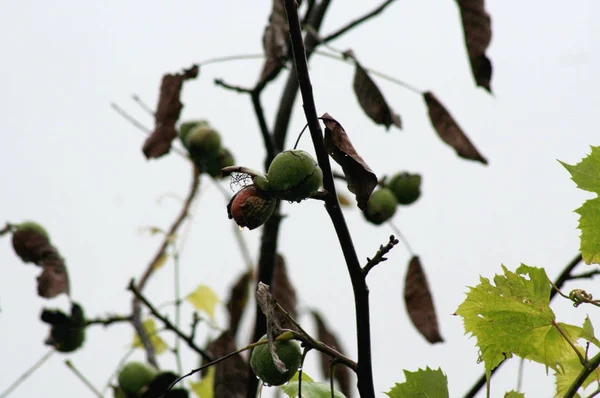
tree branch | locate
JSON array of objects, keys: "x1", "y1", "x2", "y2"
[
  {"x1": 85, "y1": 314, "x2": 132, "y2": 327},
  {"x1": 363, "y1": 235, "x2": 400, "y2": 276},
  {"x1": 131, "y1": 166, "x2": 201, "y2": 368},
  {"x1": 565, "y1": 351, "x2": 600, "y2": 398},
  {"x1": 283, "y1": 1, "x2": 375, "y2": 397},
  {"x1": 320, "y1": 0, "x2": 398, "y2": 44},
  {"x1": 463, "y1": 253, "x2": 584, "y2": 398},
  {"x1": 128, "y1": 279, "x2": 212, "y2": 362}
]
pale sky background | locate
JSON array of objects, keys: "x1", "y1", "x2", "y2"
[{"x1": 1, "y1": 1, "x2": 599, "y2": 397}]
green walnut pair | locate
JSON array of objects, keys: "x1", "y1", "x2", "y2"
[
  {"x1": 363, "y1": 172, "x2": 421, "y2": 225},
  {"x1": 227, "y1": 149, "x2": 323, "y2": 230},
  {"x1": 179, "y1": 120, "x2": 234, "y2": 178}
]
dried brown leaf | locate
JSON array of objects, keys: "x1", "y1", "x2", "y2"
[
  {"x1": 256, "y1": 282, "x2": 287, "y2": 372},
  {"x1": 423, "y1": 91, "x2": 487, "y2": 164},
  {"x1": 257, "y1": 0, "x2": 288, "y2": 87},
  {"x1": 272, "y1": 254, "x2": 297, "y2": 331},
  {"x1": 37, "y1": 259, "x2": 70, "y2": 299},
  {"x1": 312, "y1": 311, "x2": 352, "y2": 397},
  {"x1": 206, "y1": 331, "x2": 248, "y2": 398},
  {"x1": 321, "y1": 113, "x2": 378, "y2": 210},
  {"x1": 404, "y1": 256, "x2": 443, "y2": 344},
  {"x1": 457, "y1": 0, "x2": 493, "y2": 92},
  {"x1": 142, "y1": 65, "x2": 199, "y2": 159},
  {"x1": 352, "y1": 59, "x2": 401, "y2": 130},
  {"x1": 226, "y1": 271, "x2": 252, "y2": 337}
]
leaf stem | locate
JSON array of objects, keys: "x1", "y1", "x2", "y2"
[
  {"x1": 0, "y1": 349, "x2": 54, "y2": 398},
  {"x1": 173, "y1": 243, "x2": 183, "y2": 375},
  {"x1": 64, "y1": 360, "x2": 103, "y2": 398}
]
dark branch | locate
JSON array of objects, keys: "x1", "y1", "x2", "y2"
[
  {"x1": 128, "y1": 279, "x2": 212, "y2": 362},
  {"x1": 283, "y1": 1, "x2": 375, "y2": 397},
  {"x1": 320, "y1": 0, "x2": 398, "y2": 44},
  {"x1": 131, "y1": 166, "x2": 201, "y2": 367},
  {"x1": 85, "y1": 314, "x2": 132, "y2": 327},
  {"x1": 464, "y1": 253, "x2": 584, "y2": 398},
  {"x1": 214, "y1": 79, "x2": 253, "y2": 94},
  {"x1": 363, "y1": 235, "x2": 400, "y2": 276}
]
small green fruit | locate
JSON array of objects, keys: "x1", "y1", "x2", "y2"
[
  {"x1": 178, "y1": 120, "x2": 209, "y2": 146},
  {"x1": 118, "y1": 362, "x2": 157, "y2": 396},
  {"x1": 205, "y1": 148, "x2": 235, "y2": 178},
  {"x1": 363, "y1": 188, "x2": 398, "y2": 225},
  {"x1": 388, "y1": 172, "x2": 421, "y2": 205},
  {"x1": 227, "y1": 185, "x2": 277, "y2": 230},
  {"x1": 267, "y1": 149, "x2": 323, "y2": 202},
  {"x1": 185, "y1": 125, "x2": 222, "y2": 162},
  {"x1": 250, "y1": 335, "x2": 301, "y2": 386}
]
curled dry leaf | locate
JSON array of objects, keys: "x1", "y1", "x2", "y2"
[
  {"x1": 321, "y1": 113, "x2": 378, "y2": 210},
  {"x1": 38, "y1": 258, "x2": 70, "y2": 299},
  {"x1": 206, "y1": 331, "x2": 248, "y2": 398},
  {"x1": 457, "y1": 0, "x2": 493, "y2": 92},
  {"x1": 423, "y1": 92, "x2": 487, "y2": 165},
  {"x1": 404, "y1": 256, "x2": 443, "y2": 344},
  {"x1": 142, "y1": 64, "x2": 199, "y2": 159},
  {"x1": 272, "y1": 254, "x2": 298, "y2": 331},
  {"x1": 256, "y1": 282, "x2": 287, "y2": 372},
  {"x1": 349, "y1": 53, "x2": 401, "y2": 130},
  {"x1": 312, "y1": 311, "x2": 352, "y2": 397},
  {"x1": 226, "y1": 271, "x2": 252, "y2": 337},
  {"x1": 257, "y1": 0, "x2": 288, "y2": 88}
]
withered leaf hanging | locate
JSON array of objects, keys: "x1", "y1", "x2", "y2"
[
  {"x1": 207, "y1": 331, "x2": 248, "y2": 398},
  {"x1": 321, "y1": 113, "x2": 378, "y2": 210},
  {"x1": 256, "y1": 282, "x2": 287, "y2": 373},
  {"x1": 423, "y1": 91, "x2": 487, "y2": 164},
  {"x1": 272, "y1": 254, "x2": 298, "y2": 331},
  {"x1": 142, "y1": 64, "x2": 199, "y2": 159},
  {"x1": 257, "y1": 0, "x2": 288, "y2": 88},
  {"x1": 404, "y1": 256, "x2": 443, "y2": 344},
  {"x1": 312, "y1": 311, "x2": 352, "y2": 397},
  {"x1": 456, "y1": 0, "x2": 493, "y2": 92},
  {"x1": 226, "y1": 271, "x2": 252, "y2": 338},
  {"x1": 349, "y1": 51, "x2": 402, "y2": 130}
]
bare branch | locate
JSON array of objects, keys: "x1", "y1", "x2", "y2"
[{"x1": 363, "y1": 235, "x2": 400, "y2": 276}]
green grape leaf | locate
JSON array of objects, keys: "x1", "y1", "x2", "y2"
[
  {"x1": 504, "y1": 391, "x2": 525, "y2": 398},
  {"x1": 190, "y1": 367, "x2": 214, "y2": 398},
  {"x1": 582, "y1": 316, "x2": 595, "y2": 342},
  {"x1": 560, "y1": 146, "x2": 600, "y2": 264},
  {"x1": 385, "y1": 367, "x2": 449, "y2": 398},
  {"x1": 187, "y1": 285, "x2": 221, "y2": 321},
  {"x1": 289, "y1": 371, "x2": 315, "y2": 383},
  {"x1": 281, "y1": 378, "x2": 346, "y2": 398},
  {"x1": 554, "y1": 354, "x2": 599, "y2": 398},
  {"x1": 132, "y1": 318, "x2": 168, "y2": 354},
  {"x1": 455, "y1": 265, "x2": 587, "y2": 373}
]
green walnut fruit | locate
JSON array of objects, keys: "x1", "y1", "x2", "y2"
[
  {"x1": 250, "y1": 335, "x2": 301, "y2": 386},
  {"x1": 11, "y1": 221, "x2": 51, "y2": 263},
  {"x1": 179, "y1": 120, "x2": 209, "y2": 146},
  {"x1": 185, "y1": 125, "x2": 222, "y2": 162},
  {"x1": 363, "y1": 188, "x2": 398, "y2": 225},
  {"x1": 227, "y1": 185, "x2": 277, "y2": 230},
  {"x1": 205, "y1": 148, "x2": 235, "y2": 178},
  {"x1": 118, "y1": 362, "x2": 157, "y2": 396},
  {"x1": 266, "y1": 149, "x2": 323, "y2": 202},
  {"x1": 388, "y1": 172, "x2": 421, "y2": 205}
]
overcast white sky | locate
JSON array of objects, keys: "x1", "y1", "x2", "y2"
[{"x1": 1, "y1": 1, "x2": 599, "y2": 397}]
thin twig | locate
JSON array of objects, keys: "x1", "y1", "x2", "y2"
[
  {"x1": 131, "y1": 166, "x2": 201, "y2": 367},
  {"x1": 568, "y1": 269, "x2": 600, "y2": 281},
  {"x1": 65, "y1": 360, "x2": 103, "y2": 398},
  {"x1": 464, "y1": 253, "x2": 584, "y2": 398},
  {"x1": 214, "y1": 79, "x2": 253, "y2": 94},
  {"x1": 85, "y1": 314, "x2": 132, "y2": 327},
  {"x1": 298, "y1": 347, "x2": 311, "y2": 398},
  {"x1": 198, "y1": 53, "x2": 264, "y2": 67},
  {"x1": 565, "y1": 351, "x2": 600, "y2": 398},
  {"x1": 173, "y1": 243, "x2": 183, "y2": 374},
  {"x1": 129, "y1": 279, "x2": 212, "y2": 362},
  {"x1": 0, "y1": 349, "x2": 54, "y2": 398},
  {"x1": 363, "y1": 235, "x2": 400, "y2": 276},
  {"x1": 320, "y1": 0, "x2": 398, "y2": 44},
  {"x1": 132, "y1": 94, "x2": 155, "y2": 116},
  {"x1": 283, "y1": 1, "x2": 375, "y2": 397},
  {"x1": 387, "y1": 220, "x2": 415, "y2": 257},
  {"x1": 110, "y1": 103, "x2": 189, "y2": 159}
]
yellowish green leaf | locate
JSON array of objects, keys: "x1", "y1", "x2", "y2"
[
  {"x1": 187, "y1": 285, "x2": 220, "y2": 321},
  {"x1": 132, "y1": 318, "x2": 168, "y2": 354},
  {"x1": 504, "y1": 391, "x2": 525, "y2": 398},
  {"x1": 190, "y1": 367, "x2": 214, "y2": 398}
]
